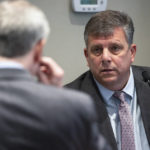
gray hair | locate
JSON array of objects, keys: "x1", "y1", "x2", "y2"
[
  {"x1": 84, "y1": 10, "x2": 134, "y2": 47},
  {"x1": 0, "y1": 0, "x2": 50, "y2": 57}
]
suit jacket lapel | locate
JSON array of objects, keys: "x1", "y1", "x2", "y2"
[{"x1": 80, "y1": 71, "x2": 118, "y2": 150}]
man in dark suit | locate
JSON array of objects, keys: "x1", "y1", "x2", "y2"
[
  {"x1": 65, "y1": 10, "x2": 150, "y2": 150},
  {"x1": 0, "y1": 0, "x2": 111, "y2": 150}
]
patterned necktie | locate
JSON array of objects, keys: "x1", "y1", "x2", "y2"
[{"x1": 114, "y1": 91, "x2": 136, "y2": 150}]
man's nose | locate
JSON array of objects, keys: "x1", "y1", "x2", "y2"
[{"x1": 101, "y1": 49, "x2": 111, "y2": 62}]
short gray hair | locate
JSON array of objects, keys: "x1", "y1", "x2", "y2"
[
  {"x1": 0, "y1": 0, "x2": 50, "y2": 57},
  {"x1": 84, "y1": 10, "x2": 134, "y2": 47}
]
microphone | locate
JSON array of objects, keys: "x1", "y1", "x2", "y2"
[{"x1": 142, "y1": 71, "x2": 150, "y2": 86}]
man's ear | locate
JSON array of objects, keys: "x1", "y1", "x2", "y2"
[
  {"x1": 84, "y1": 48, "x2": 90, "y2": 67},
  {"x1": 130, "y1": 44, "x2": 136, "y2": 63},
  {"x1": 33, "y1": 39, "x2": 46, "y2": 63},
  {"x1": 84, "y1": 48, "x2": 88, "y2": 58}
]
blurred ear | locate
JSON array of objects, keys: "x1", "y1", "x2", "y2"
[
  {"x1": 130, "y1": 44, "x2": 136, "y2": 63},
  {"x1": 29, "y1": 39, "x2": 46, "y2": 76},
  {"x1": 33, "y1": 39, "x2": 46, "y2": 63}
]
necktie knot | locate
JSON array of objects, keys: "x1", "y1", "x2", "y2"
[{"x1": 114, "y1": 91, "x2": 126, "y2": 107}]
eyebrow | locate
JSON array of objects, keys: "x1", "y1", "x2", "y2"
[{"x1": 90, "y1": 44, "x2": 102, "y2": 49}]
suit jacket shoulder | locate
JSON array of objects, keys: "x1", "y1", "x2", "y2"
[
  {"x1": 0, "y1": 68, "x2": 105, "y2": 150},
  {"x1": 65, "y1": 71, "x2": 98, "y2": 92},
  {"x1": 132, "y1": 65, "x2": 150, "y2": 81}
]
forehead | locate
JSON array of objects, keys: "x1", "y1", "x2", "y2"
[{"x1": 88, "y1": 27, "x2": 128, "y2": 45}]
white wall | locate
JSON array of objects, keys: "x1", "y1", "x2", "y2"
[{"x1": 29, "y1": 0, "x2": 150, "y2": 84}]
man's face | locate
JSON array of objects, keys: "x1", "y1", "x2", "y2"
[{"x1": 84, "y1": 27, "x2": 136, "y2": 90}]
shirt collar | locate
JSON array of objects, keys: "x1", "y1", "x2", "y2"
[
  {"x1": 122, "y1": 67, "x2": 134, "y2": 99},
  {"x1": 0, "y1": 61, "x2": 24, "y2": 69},
  {"x1": 94, "y1": 67, "x2": 135, "y2": 105}
]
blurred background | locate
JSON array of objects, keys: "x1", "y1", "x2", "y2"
[{"x1": 28, "y1": 0, "x2": 150, "y2": 84}]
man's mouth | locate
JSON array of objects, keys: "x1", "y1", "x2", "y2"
[
  {"x1": 101, "y1": 69, "x2": 114, "y2": 72},
  {"x1": 100, "y1": 69, "x2": 116, "y2": 75}
]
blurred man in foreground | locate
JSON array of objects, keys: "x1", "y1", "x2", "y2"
[{"x1": 0, "y1": 0, "x2": 110, "y2": 150}]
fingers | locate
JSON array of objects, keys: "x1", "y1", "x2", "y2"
[{"x1": 37, "y1": 56, "x2": 64, "y2": 87}]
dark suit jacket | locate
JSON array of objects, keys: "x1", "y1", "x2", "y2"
[
  {"x1": 0, "y1": 68, "x2": 110, "y2": 150},
  {"x1": 65, "y1": 65, "x2": 150, "y2": 150}
]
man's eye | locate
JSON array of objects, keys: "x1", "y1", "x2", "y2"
[
  {"x1": 110, "y1": 45, "x2": 122, "y2": 53},
  {"x1": 91, "y1": 47, "x2": 102, "y2": 56}
]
